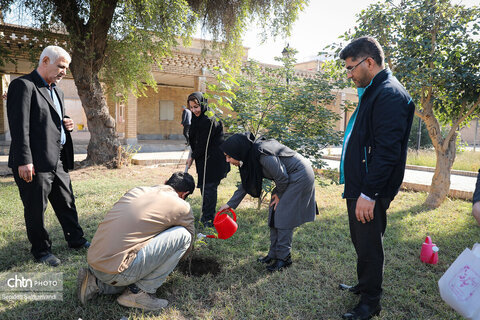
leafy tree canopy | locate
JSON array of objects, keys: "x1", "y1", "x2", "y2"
[
  {"x1": 1, "y1": 0, "x2": 308, "y2": 97},
  {"x1": 223, "y1": 48, "x2": 348, "y2": 169},
  {"x1": 330, "y1": 0, "x2": 480, "y2": 207},
  {"x1": 0, "y1": 0, "x2": 308, "y2": 166},
  {"x1": 340, "y1": 0, "x2": 480, "y2": 131}
]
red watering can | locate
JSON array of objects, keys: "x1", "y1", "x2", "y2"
[
  {"x1": 420, "y1": 236, "x2": 439, "y2": 264},
  {"x1": 206, "y1": 208, "x2": 238, "y2": 239}
]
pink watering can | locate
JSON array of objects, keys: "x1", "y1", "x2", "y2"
[
  {"x1": 420, "y1": 236, "x2": 439, "y2": 264},
  {"x1": 206, "y1": 208, "x2": 238, "y2": 239}
]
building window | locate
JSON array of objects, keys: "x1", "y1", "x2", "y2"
[
  {"x1": 116, "y1": 102, "x2": 125, "y2": 123},
  {"x1": 159, "y1": 100, "x2": 174, "y2": 120}
]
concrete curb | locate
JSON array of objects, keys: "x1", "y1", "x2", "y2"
[
  {"x1": 404, "y1": 165, "x2": 478, "y2": 177},
  {"x1": 321, "y1": 155, "x2": 476, "y2": 201},
  {"x1": 400, "y1": 182, "x2": 473, "y2": 201},
  {"x1": 131, "y1": 159, "x2": 183, "y2": 166},
  {"x1": 321, "y1": 155, "x2": 478, "y2": 178}
]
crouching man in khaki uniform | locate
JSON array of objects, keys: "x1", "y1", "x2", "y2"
[{"x1": 77, "y1": 172, "x2": 195, "y2": 310}]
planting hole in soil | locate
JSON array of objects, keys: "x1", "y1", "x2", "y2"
[{"x1": 177, "y1": 256, "x2": 221, "y2": 277}]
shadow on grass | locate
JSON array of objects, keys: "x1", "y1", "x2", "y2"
[
  {"x1": 388, "y1": 203, "x2": 432, "y2": 218},
  {"x1": 0, "y1": 237, "x2": 33, "y2": 271},
  {"x1": 1, "y1": 183, "x2": 477, "y2": 319},
  {"x1": 0, "y1": 215, "x2": 98, "y2": 271}
]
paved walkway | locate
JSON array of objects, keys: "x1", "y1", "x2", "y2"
[
  {"x1": 322, "y1": 158, "x2": 476, "y2": 193},
  {"x1": 0, "y1": 144, "x2": 476, "y2": 200},
  {"x1": 322, "y1": 158, "x2": 476, "y2": 200},
  {"x1": 322, "y1": 146, "x2": 476, "y2": 198}
]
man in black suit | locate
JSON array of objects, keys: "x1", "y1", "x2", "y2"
[{"x1": 7, "y1": 45, "x2": 89, "y2": 267}]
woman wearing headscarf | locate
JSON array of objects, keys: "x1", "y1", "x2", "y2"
[
  {"x1": 186, "y1": 92, "x2": 230, "y2": 227},
  {"x1": 218, "y1": 132, "x2": 317, "y2": 272}
]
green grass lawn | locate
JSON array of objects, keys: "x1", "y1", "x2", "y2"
[
  {"x1": 0, "y1": 164, "x2": 479, "y2": 319},
  {"x1": 407, "y1": 149, "x2": 480, "y2": 172}
]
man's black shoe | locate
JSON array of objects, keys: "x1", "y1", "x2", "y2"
[
  {"x1": 70, "y1": 241, "x2": 91, "y2": 250},
  {"x1": 266, "y1": 255, "x2": 292, "y2": 272},
  {"x1": 342, "y1": 303, "x2": 381, "y2": 320},
  {"x1": 257, "y1": 256, "x2": 275, "y2": 264},
  {"x1": 339, "y1": 283, "x2": 360, "y2": 295},
  {"x1": 35, "y1": 253, "x2": 61, "y2": 267}
]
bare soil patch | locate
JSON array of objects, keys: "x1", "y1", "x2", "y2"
[{"x1": 177, "y1": 256, "x2": 221, "y2": 277}]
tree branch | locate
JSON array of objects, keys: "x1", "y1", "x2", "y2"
[
  {"x1": 442, "y1": 97, "x2": 480, "y2": 150},
  {"x1": 88, "y1": 0, "x2": 118, "y2": 73},
  {"x1": 420, "y1": 85, "x2": 432, "y2": 118},
  {"x1": 426, "y1": 14, "x2": 439, "y2": 106},
  {"x1": 51, "y1": 0, "x2": 85, "y2": 37},
  {"x1": 414, "y1": 108, "x2": 423, "y2": 119}
]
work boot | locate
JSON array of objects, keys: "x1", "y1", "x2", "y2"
[
  {"x1": 117, "y1": 289, "x2": 168, "y2": 310},
  {"x1": 77, "y1": 268, "x2": 99, "y2": 305}
]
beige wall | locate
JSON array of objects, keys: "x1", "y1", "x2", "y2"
[
  {"x1": 460, "y1": 119, "x2": 480, "y2": 145},
  {"x1": 57, "y1": 78, "x2": 88, "y2": 131},
  {"x1": 136, "y1": 85, "x2": 193, "y2": 139},
  {"x1": 323, "y1": 89, "x2": 358, "y2": 133}
]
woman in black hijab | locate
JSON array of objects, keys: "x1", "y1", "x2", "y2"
[
  {"x1": 219, "y1": 132, "x2": 317, "y2": 272},
  {"x1": 186, "y1": 92, "x2": 230, "y2": 227}
]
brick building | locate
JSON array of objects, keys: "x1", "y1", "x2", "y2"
[
  {"x1": 0, "y1": 23, "x2": 359, "y2": 152},
  {"x1": 0, "y1": 23, "x2": 231, "y2": 145}
]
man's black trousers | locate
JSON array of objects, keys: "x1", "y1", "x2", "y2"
[
  {"x1": 346, "y1": 197, "x2": 391, "y2": 307},
  {"x1": 13, "y1": 157, "x2": 86, "y2": 259}
]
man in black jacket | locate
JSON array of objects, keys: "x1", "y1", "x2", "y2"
[
  {"x1": 337, "y1": 37, "x2": 415, "y2": 319},
  {"x1": 7, "y1": 45, "x2": 89, "y2": 267}
]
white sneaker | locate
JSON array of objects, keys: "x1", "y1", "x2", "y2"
[{"x1": 117, "y1": 289, "x2": 168, "y2": 310}]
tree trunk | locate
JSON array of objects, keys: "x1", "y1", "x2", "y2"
[
  {"x1": 55, "y1": 0, "x2": 120, "y2": 166},
  {"x1": 70, "y1": 61, "x2": 121, "y2": 166},
  {"x1": 424, "y1": 133, "x2": 457, "y2": 208},
  {"x1": 421, "y1": 103, "x2": 457, "y2": 208}
]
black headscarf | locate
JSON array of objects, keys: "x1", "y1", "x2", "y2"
[
  {"x1": 187, "y1": 92, "x2": 208, "y2": 114},
  {"x1": 188, "y1": 91, "x2": 211, "y2": 155},
  {"x1": 220, "y1": 132, "x2": 295, "y2": 197}
]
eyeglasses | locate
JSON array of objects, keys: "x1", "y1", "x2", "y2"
[{"x1": 346, "y1": 57, "x2": 368, "y2": 74}]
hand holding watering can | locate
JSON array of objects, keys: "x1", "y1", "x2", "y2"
[
  {"x1": 420, "y1": 236, "x2": 439, "y2": 264},
  {"x1": 204, "y1": 208, "x2": 238, "y2": 239}
]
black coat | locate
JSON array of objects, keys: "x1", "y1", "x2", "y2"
[
  {"x1": 188, "y1": 113, "x2": 230, "y2": 187},
  {"x1": 343, "y1": 69, "x2": 415, "y2": 200},
  {"x1": 474, "y1": 169, "x2": 480, "y2": 204},
  {"x1": 7, "y1": 70, "x2": 74, "y2": 172}
]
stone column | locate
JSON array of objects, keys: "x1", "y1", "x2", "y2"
[
  {"x1": 193, "y1": 76, "x2": 206, "y2": 92},
  {"x1": 124, "y1": 92, "x2": 138, "y2": 145},
  {"x1": 0, "y1": 74, "x2": 11, "y2": 141},
  {"x1": 193, "y1": 67, "x2": 208, "y2": 92}
]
